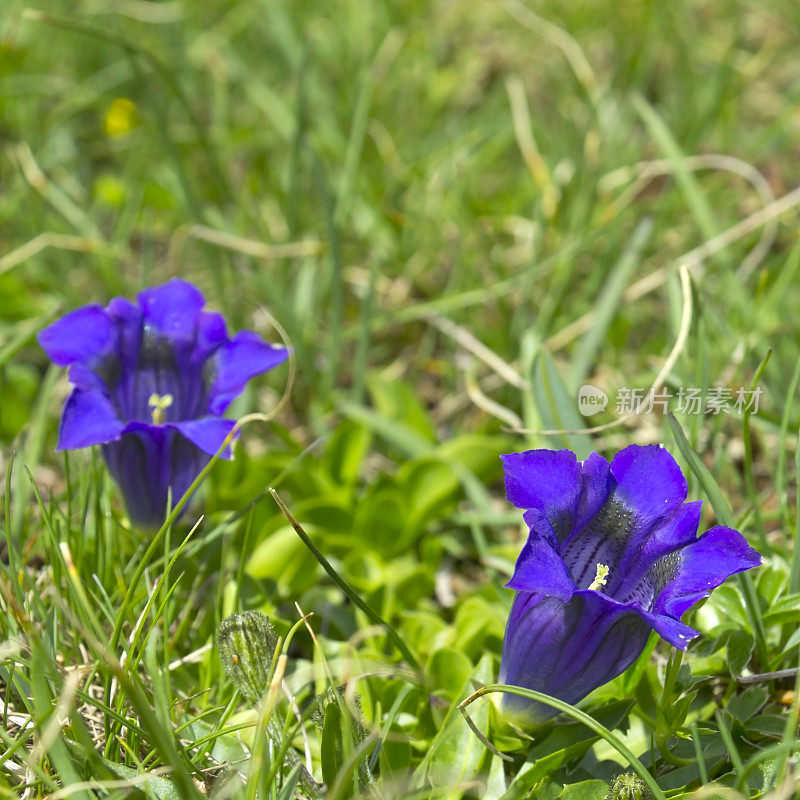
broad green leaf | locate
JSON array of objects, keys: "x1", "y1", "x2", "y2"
[
  {"x1": 762, "y1": 593, "x2": 800, "y2": 627},
  {"x1": 399, "y1": 456, "x2": 460, "y2": 537},
  {"x1": 499, "y1": 767, "x2": 562, "y2": 800},
  {"x1": 427, "y1": 647, "x2": 474, "y2": 702},
  {"x1": 558, "y1": 779, "x2": 608, "y2": 800},
  {"x1": 756, "y1": 563, "x2": 787, "y2": 607},
  {"x1": 246, "y1": 524, "x2": 318, "y2": 593},
  {"x1": 704, "y1": 583, "x2": 751, "y2": 629},
  {"x1": 367, "y1": 373, "x2": 437, "y2": 443},
  {"x1": 425, "y1": 655, "x2": 493, "y2": 799},
  {"x1": 521, "y1": 700, "x2": 634, "y2": 785},
  {"x1": 666, "y1": 691, "x2": 696, "y2": 729},
  {"x1": 94, "y1": 759, "x2": 184, "y2": 800},
  {"x1": 322, "y1": 420, "x2": 372, "y2": 487},
  {"x1": 726, "y1": 629, "x2": 754, "y2": 677},
  {"x1": 483, "y1": 755, "x2": 508, "y2": 800},
  {"x1": 726, "y1": 686, "x2": 768, "y2": 723},
  {"x1": 770, "y1": 623, "x2": 800, "y2": 668},
  {"x1": 745, "y1": 714, "x2": 787, "y2": 737},
  {"x1": 400, "y1": 610, "x2": 451, "y2": 656},
  {"x1": 453, "y1": 596, "x2": 506, "y2": 658},
  {"x1": 352, "y1": 484, "x2": 407, "y2": 555},
  {"x1": 379, "y1": 736, "x2": 413, "y2": 787}
]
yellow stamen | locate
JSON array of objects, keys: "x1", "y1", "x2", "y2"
[
  {"x1": 588, "y1": 563, "x2": 610, "y2": 592},
  {"x1": 148, "y1": 393, "x2": 173, "y2": 425}
]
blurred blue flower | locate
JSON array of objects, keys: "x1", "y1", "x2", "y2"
[
  {"x1": 499, "y1": 444, "x2": 760, "y2": 723},
  {"x1": 38, "y1": 279, "x2": 288, "y2": 528}
]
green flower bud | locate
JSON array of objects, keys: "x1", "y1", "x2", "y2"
[
  {"x1": 310, "y1": 685, "x2": 365, "y2": 740},
  {"x1": 217, "y1": 611, "x2": 278, "y2": 706},
  {"x1": 606, "y1": 774, "x2": 654, "y2": 800}
]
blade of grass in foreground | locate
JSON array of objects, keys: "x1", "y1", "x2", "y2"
[{"x1": 270, "y1": 488, "x2": 422, "y2": 675}]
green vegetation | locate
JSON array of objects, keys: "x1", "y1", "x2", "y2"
[{"x1": 2, "y1": 1, "x2": 800, "y2": 797}]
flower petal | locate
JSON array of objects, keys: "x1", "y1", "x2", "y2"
[
  {"x1": 38, "y1": 306, "x2": 114, "y2": 367},
  {"x1": 66, "y1": 363, "x2": 110, "y2": 392},
  {"x1": 654, "y1": 525, "x2": 761, "y2": 619},
  {"x1": 610, "y1": 444, "x2": 688, "y2": 530},
  {"x1": 57, "y1": 388, "x2": 125, "y2": 449},
  {"x1": 506, "y1": 508, "x2": 576, "y2": 601},
  {"x1": 501, "y1": 449, "x2": 582, "y2": 540},
  {"x1": 194, "y1": 310, "x2": 228, "y2": 362},
  {"x1": 574, "y1": 451, "x2": 613, "y2": 531},
  {"x1": 500, "y1": 589, "x2": 650, "y2": 723},
  {"x1": 633, "y1": 606, "x2": 698, "y2": 650},
  {"x1": 549, "y1": 591, "x2": 651, "y2": 699},
  {"x1": 169, "y1": 433, "x2": 214, "y2": 512},
  {"x1": 104, "y1": 424, "x2": 212, "y2": 528},
  {"x1": 561, "y1": 446, "x2": 690, "y2": 588},
  {"x1": 170, "y1": 417, "x2": 236, "y2": 459},
  {"x1": 103, "y1": 428, "x2": 167, "y2": 528},
  {"x1": 137, "y1": 278, "x2": 205, "y2": 340},
  {"x1": 610, "y1": 500, "x2": 702, "y2": 601},
  {"x1": 106, "y1": 297, "x2": 144, "y2": 371},
  {"x1": 208, "y1": 330, "x2": 289, "y2": 414}
]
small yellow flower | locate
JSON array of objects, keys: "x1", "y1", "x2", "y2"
[
  {"x1": 104, "y1": 97, "x2": 138, "y2": 137},
  {"x1": 94, "y1": 173, "x2": 127, "y2": 207}
]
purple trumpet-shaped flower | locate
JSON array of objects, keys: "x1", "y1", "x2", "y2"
[
  {"x1": 499, "y1": 444, "x2": 760, "y2": 724},
  {"x1": 38, "y1": 279, "x2": 289, "y2": 528}
]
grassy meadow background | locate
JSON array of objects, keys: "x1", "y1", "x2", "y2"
[{"x1": 2, "y1": 1, "x2": 800, "y2": 797}]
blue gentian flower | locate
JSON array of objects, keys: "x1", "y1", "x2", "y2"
[
  {"x1": 38, "y1": 279, "x2": 289, "y2": 528},
  {"x1": 499, "y1": 444, "x2": 760, "y2": 723}
]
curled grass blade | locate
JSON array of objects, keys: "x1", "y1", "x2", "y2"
[{"x1": 458, "y1": 683, "x2": 666, "y2": 800}]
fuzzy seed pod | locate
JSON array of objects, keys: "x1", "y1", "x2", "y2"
[
  {"x1": 606, "y1": 774, "x2": 654, "y2": 800},
  {"x1": 217, "y1": 611, "x2": 278, "y2": 705},
  {"x1": 311, "y1": 685, "x2": 365, "y2": 739}
]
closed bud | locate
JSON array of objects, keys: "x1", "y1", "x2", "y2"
[
  {"x1": 310, "y1": 686, "x2": 338, "y2": 730},
  {"x1": 606, "y1": 774, "x2": 654, "y2": 800},
  {"x1": 311, "y1": 685, "x2": 365, "y2": 740},
  {"x1": 217, "y1": 611, "x2": 278, "y2": 705}
]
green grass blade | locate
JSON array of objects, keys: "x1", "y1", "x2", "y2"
[
  {"x1": 460, "y1": 684, "x2": 666, "y2": 800},
  {"x1": 568, "y1": 217, "x2": 654, "y2": 389},
  {"x1": 270, "y1": 488, "x2": 422, "y2": 675}
]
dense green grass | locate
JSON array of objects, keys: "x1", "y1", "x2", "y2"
[{"x1": 2, "y1": 0, "x2": 800, "y2": 797}]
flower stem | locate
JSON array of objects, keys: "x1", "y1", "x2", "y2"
[{"x1": 655, "y1": 649, "x2": 694, "y2": 766}]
